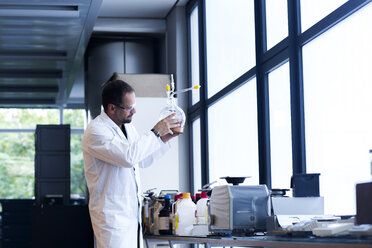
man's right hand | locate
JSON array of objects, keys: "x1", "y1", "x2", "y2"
[{"x1": 152, "y1": 113, "x2": 182, "y2": 137}]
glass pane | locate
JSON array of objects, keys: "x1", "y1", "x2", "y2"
[
  {"x1": 0, "y1": 108, "x2": 59, "y2": 129},
  {"x1": 192, "y1": 118, "x2": 202, "y2": 193},
  {"x1": 268, "y1": 62, "x2": 292, "y2": 190},
  {"x1": 206, "y1": 0, "x2": 256, "y2": 98},
  {"x1": 301, "y1": 0, "x2": 348, "y2": 32},
  {"x1": 71, "y1": 134, "x2": 87, "y2": 197},
  {"x1": 0, "y1": 133, "x2": 34, "y2": 198},
  {"x1": 63, "y1": 109, "x2": 85, "y2": 128},
  {"x1": 266, "y1": 0, "x2": 288, "y2": 50},
  {"x1": 190, "y1": 6, "x2": 200, "y2": 105},
  {"x1": 208, "y1": 78, "x2": 259, "y2": 185},
  {"x1": 303, "y1": 2, "x2": 372, "y2": 215}
]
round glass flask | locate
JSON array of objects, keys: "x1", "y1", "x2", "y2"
[{"x1": 159, "y1": 96, "x2": 186, "y2": 134}]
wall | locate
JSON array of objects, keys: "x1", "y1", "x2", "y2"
[
  {"x1": 85, "y1": 37, "x2": 163, "y2": 119},
  {"x1": 85, "y1": 40, "x2": 125, "y2": 119},
  {"x1": 135, "y1": 97, "x2": 179, "y2": 194},
  {"x1": 84, "y1": 13, "x2": 189, "y2": 193},
  {"x1": 166, "y1": 6, "x2": 189, "y2": 192},
  {"x1": 125, "y1": 40, "x2": 155, "y2": 73}
]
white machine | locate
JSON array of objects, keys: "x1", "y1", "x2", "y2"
[{"x1": 208, "y1": 184, "x2": 270, "y2": 235}]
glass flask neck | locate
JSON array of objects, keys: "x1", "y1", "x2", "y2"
[{"x1": 167, "y1": 95, "x2": 176, "y2": 106}]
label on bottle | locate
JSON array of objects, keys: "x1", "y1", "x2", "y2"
[
  {"x1": 175, "y1": 214, "x2": 179, "y2": 229},
  {"x1": 159, "y1": 216, "x2": 170, "y2": 230},
  {"x1": 144, "y1": 203, "x2": 149, "y2": 217}
]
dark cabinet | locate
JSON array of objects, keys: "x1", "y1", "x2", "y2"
[
  {"x1": 31, "y1": 205, "x2": 93, "y2": 248},
  {"x1": 0, "y1": 199, "x2": 34, "y2": 248},
  {"x1": 0, "y1": 201, "x2": 93, "y2": 248},
  {"x1": 35, "y1": 125, "x2": 70, "y2": 205}
]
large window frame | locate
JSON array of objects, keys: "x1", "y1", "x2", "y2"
[
  {"x1": 186, "y1": 0, "x2": 372, "y2": 196},
  {"x1": 0, "y1": 107, "x2": 86, "y2": 199}
]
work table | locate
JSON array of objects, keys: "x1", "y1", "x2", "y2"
[{"x1": 144, "y1": 234, "x2": 372, "y2": 248}]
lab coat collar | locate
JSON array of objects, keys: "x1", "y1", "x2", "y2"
[{"x1": 100, "y1": 110, "x2": 128, "y2": 141}]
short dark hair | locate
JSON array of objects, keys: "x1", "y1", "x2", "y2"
[{"x1": 101, "y1": 80, "x2": 135, "y2": 112}]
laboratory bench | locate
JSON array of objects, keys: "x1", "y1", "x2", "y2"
[{"x1": 144, "y1": 234, "x2": 372, "y2": 248}]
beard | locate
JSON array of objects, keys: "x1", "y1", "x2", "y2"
[
  {"x1": 113, "y1": 110, "x2": 133, "y2": 125},
  {"x1": 123, "y1": 114, "x2": 133, "y2": 123}
]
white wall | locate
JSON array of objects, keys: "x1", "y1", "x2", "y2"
[
  {"x1": 166, "y1": 6, "x2": 189, "y2": 192},
  {"x1": 132, "y1": 97, "x2": 180, "y2": 195}
]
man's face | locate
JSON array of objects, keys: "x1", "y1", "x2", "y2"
[{"x1": 113, "y1": 92, "x2": 136, "y2": 124}]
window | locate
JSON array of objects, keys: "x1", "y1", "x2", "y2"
[
  {"x1": 0, "y1": 109, "x2": 59, "y2": 198},
  {"x1": 189, "y1": 6, "x2": 200, "y2": 105},
  {"x1": 64, "y1": 109, "x2": 86, "y2": 196},
  {"x1": 63, "y1": 109, "x2": 85, "y2": 128},
  {"x1": 268, "y1": 62, "x2": 293, "y2": 189},
  {"x1": 300, "y1": 0, "x2": 348, "y2": 32},
  {"x1": 266, "y1": 0, "x2": 288, "y2": 50},
  {"x1": 71, "y1": 134, "x2": 86, "y2": 196},
  {"x1": 205, "y1": 0, "x2": 256, "y2": 98},
  {"x1": 0, "y1": 132, "x2": 35, "y2": 198},
  {"x1": 192, "y1": 118, "x2": 201, "y2": 193},
  {"x1": 208, "y1": 79, "x2": 259, "y2": 185},
  {"x1": 303, "y1": 2, "x2": 372, "y2": 214},
  {"x1": 187, "y1": 0, "x2": 371, "y2": 216},
  {"x1": 0, "y1": 108, "x2": 59, "y2": 129},
  {"x1": 0, "y1": 108, "x2": 86, "y2": 199}
]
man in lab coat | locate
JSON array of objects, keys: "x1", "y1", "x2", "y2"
[{"x1": 82, "y1": 80, "x2": 180, "y2": 248}]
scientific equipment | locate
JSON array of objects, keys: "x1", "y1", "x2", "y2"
[
  {"x1": 175, "y1": 193, "x2": 196, "y2": 236},
  {"x1": 196, "y1": 192, "x2": 208, "y2": 225},
  {"x1": 159, "y1": 74, "x2": 200, "y2": 134},
  {"x1": 208, "y1": 181, "x2": 270, "y2": 235},
  {"x1": 291, "y1": 173, "x2": 320, "y2": 197},
  {"x1": 349, "y1": 224, "x2": 372, "y2": 236},
  {"x1": 356, "y1": 181, "x2": 372, "y2": 225},
  {"x1": 312, "y1": 222, "x2": 354, "y2": 237},
  {"x1": 158, "y1": 195, "x2": 172, "y2": 235}
]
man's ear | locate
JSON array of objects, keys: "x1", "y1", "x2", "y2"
[{"x1": 106, "y1": 104, "x2": 115, "y2": 115}]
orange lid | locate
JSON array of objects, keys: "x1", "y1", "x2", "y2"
[{"x1": 182, "y1": 192, "x2": 191, "y2": 198}]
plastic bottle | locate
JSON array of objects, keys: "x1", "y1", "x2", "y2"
[
  {"x1": 171, "y1": 193, "x2": 183, "y2": 234},
  {"x1": 195, "y1": 193, "x2": 201, "y2": 203},
  {"x1": 196, "y1": 192, "x2": 209, "y2": 225},
  {"x1": 175, "y1": 192, "x2": 196, "y2": 236},
  {"x1": 158, "y1": 195, "x2": 172, "y2": 235}
]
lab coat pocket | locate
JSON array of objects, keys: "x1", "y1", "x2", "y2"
[{"x1": 103, "y1": 195, "x2": 136, "y2": 228}]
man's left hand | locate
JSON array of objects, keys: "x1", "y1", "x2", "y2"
[{"x1": 160, "y1": 133, "x2": 180, "y2": 143}]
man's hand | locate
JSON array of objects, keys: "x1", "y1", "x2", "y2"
[
  {"x1": 152, "y1": 113, "x2": 182, "y2": 137},
  {"x1": 160, "y1": 133, "x2": 180, "y2": 143}
]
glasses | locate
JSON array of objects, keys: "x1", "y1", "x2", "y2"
[{"x1": 112, "y1": 103, "x2": 136, "y2": 112}]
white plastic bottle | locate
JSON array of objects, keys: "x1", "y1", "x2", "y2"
[
  {"x1": 175, "y1": 193, "x2": 196, "y2": 236},
  {"x1": 196, "y1": 191, "x2": 209, "y2": 224},
  {"x1": 171, "y1": 193, "x2": 183, "y2": 235}
]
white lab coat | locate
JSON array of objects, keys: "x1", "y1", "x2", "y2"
[{"x1": 82, "y1": 110, "x2": 170, "y2": 248}]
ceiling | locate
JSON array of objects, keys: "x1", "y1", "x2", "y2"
[
  {"x1": 0, "y1": 0, "x2": 185, "y2": 109},
  {"x1": 98, "y1": 0, "x2": 181, "y2": 18}
]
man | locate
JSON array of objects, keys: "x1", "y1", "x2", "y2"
[{"x1": 82, "y1": 80, "x2": 180, "y2": 248}]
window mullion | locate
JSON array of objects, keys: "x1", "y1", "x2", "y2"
[
  {"x1": 288, "y1": 0, "x2": 306, "y2": 174},
  {"x1": 255, "y1": 0, "x2": 271, "y2": 188}
]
